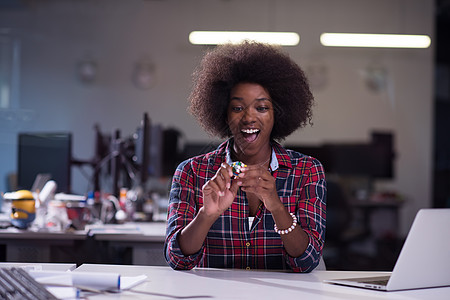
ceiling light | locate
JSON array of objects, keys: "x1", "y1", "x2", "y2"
[
  {"x1": 189, "y1": 31, "x2": 300, "y2": 46},
  {"x1": 320, "y1": 33, "x2": 431, "y2": 48}
]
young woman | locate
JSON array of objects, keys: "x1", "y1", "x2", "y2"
[{"x1": 164, "y1": 41, "x2": 326, "y2": 272}]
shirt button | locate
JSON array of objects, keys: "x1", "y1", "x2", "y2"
[
  {"x1": 246, "y1": 267, "x2": 251, "y2": 270},
  {"x1": 245, "y1": 242, "x2": 251, "y2": 247}
]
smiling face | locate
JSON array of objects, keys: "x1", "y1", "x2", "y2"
[{"x1": 227, "y1": 82, "x2": 274, "y2": 164}]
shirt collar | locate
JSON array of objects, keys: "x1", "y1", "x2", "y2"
[{"x1": 224, "y1": 139, "x2": 279, "y2": 171}]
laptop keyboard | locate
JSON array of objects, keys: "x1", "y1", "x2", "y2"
[{"x1": 0, "y1": 267, "x2": 58, "y2": 300}]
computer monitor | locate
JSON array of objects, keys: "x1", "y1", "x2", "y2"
[
  {"x1": 162, "y1": 128, "x2": 183, "y2": 177},
  {"x1": 134, "y1": 113, "x2": 152, "y2": 184},
  {"x1": 286, "y1": 132, "x2": 394, "y2": 179},
  {"x1": 134, "y1": 115, "x2": 183, "y2": 179},
  {"x1": 17, "y1": 132, "x2": 72, "y2": 193},
  {"x1": 325, "y1": 132, "x2": 394, "y2": 179}
]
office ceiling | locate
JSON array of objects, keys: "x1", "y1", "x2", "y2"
[
  {"x1": 0, "y1": 0, "x2": 30, "y2": 9},
  {"x1": 0, "y1": 0, "x2": 448, "y2": 18},
  {"x1": 0, "y1": 0, "x2": 448, "y2": 59}
]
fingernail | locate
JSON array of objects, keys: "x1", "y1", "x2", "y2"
[{"x1": 226, "y1": 182, "x2": 231, "y2": 189}]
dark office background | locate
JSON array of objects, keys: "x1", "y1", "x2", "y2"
[
  {"x1": 0, "y1": 0, "x2": 445, "y2": 270},
  {"x1": 434, "y1": 0, "x2": 450, "y2": 210}
]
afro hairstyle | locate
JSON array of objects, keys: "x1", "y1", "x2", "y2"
[{"x1": 188, "y1": 41, "x2": 314, "y2": 141}]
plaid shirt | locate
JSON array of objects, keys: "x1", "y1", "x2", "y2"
[{"x1": 164, "y1": 139, "x2": 326, "y2": 272}]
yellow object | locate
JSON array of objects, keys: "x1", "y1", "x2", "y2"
[
  {"x1": 7, "y1": 190, "x2": 36, "y2": 228},
  {"x1": 11, "y1": 199, "x2": 35, "y2": 218}
]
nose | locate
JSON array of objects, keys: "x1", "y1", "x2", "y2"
[{"x1": 241, "y1": 107, "x2": 256, "y2": 123}]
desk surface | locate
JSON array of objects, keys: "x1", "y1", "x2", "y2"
[
  {"x1": 0, "y1": 221, "x2": 166, "y2": 241},
  {"x1": 0, "y1": 227, "x2": 87, "y2": 240},
  {"x1": 86, "y1": 222, "x2": 167, "y2": 242},
  {"x1": 75, "y1": 264, "x2": 450, "y2": 300}
]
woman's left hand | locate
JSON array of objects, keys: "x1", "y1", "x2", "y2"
[
  {"x1": 237, "y1": 164, "x2": 310, "y2": 259},
  {"x1": 236, "y1": 165, "x2": 283, "y2": 213}
]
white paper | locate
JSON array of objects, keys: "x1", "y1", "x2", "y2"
[
  {"x1": 29, "y1": 270, "x2": 147, "y2": 291},
  {"x1": 33, "y1": 273, "x2": 77, "y2": 299},
  {"x1": 46, "y1": 286, "x2": 78, "y2": 299},
  {"x1": 120, "y1": 274, "x2": 148, "y2": 290}
]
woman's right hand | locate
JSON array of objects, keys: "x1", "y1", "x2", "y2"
[
  {"x1": 178, "y1": 163, "x2": 239, "y2": 256},
  {"x1": 201, "y1": 163, "x2": 239, "y2": 218}
]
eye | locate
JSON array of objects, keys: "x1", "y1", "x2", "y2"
[
  {"x1": 231, "y1": 106, "x2": 243, "y2": 112},
  {"x1": 256, "y1": 106, "x2": 269, "y2": 112}
]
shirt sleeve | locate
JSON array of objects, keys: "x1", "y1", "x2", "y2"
[
  {"x1": 164, "y1": 160, "x2": 204, "y2": 270},
  {"x1": 284, "y1": 157, "x2": 327, "y2": 272}
]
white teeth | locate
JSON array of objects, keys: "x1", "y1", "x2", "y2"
[{"x1": 241, "y1": 129, "x2": 259, "y2": 134}]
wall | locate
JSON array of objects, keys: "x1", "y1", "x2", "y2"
[{"x1": 0, "y1": 0, "x2": 435, "y2": 235}]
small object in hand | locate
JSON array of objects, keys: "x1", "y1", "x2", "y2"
[{"x1": 231, "y1": 161, "x2": 247, "y2": 179}]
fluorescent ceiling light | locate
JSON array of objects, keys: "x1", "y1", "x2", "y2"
[
  {"x1": 189, "y1": 31, "x2": 300, "y2": 46},
  {"x1": 320, "y1": 33, "x2": 431, "y2": 48}
]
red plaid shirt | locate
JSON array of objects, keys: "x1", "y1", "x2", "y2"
[{"x1": 164, "y1": 139, "x2": 326, "y2": 272}]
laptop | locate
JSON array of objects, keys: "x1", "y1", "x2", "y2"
[{"x1": 324, "y1": 208, "x2": 450, "y2": 291}]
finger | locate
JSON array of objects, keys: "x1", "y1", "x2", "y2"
[
  {"x1": 214, "y1": 176, "x2": 228, "y2": 196},
  {"x1": 222, "y1": 162, "x2": 234, "y2": 178},
  {"x1": 238, "y1": 177, "x2": 260, "y2": 193},
  {"x1": 205, "y1": 179, "x2": 226, "y2": 197},
  {"x1": 209, "y1": 168, "x2": 227, "y2": 188},
  {"x1": 220, "y1": 163, "x2": 234, "y2": 181},
  {"x1": 218, "y1": 165, "x2": 233, "y2": 190},
  {"x1": 239, "y1": 173, "x2": 273, "y2": 195},
  {"x1": 239, "y1": 165, "x2": 268, "y2": 177},
  {"x1": 229, "y1": 178, "x2": 240, "y2": 195},
  {"x1": 238, "y1": 171, "x2": 265, "y2": 186},
  {"x1": 239, "y1": 164, "x2": 266, "y2": 172}
]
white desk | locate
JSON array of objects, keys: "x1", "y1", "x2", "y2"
[{"x1": 75, "y1": 264, "x2": 450, "y2": 300}]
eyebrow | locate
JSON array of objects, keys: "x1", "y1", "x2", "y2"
[{"x1": 230, "y1": 97, "x2": 271, "y2": 102}]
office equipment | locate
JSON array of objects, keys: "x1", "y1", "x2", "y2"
[
  {"x1": 286, "y1": 131, "x2": 395, "y2": 179},
  {"x1": 161, "y1": 127, "x2": 183, "y2": 176},
  {"x1": 76, "y1": 114, "x2": 180, "y2": 206},
  {"x1": 133, "y1": 113, "x2": 167, "y2": 179},
  {"x1": 134, "y1": 112, "x2": 152, "y2": 185},
  {"x1": 17, "y1": 132, "x2": 72, "y2": 193},
  {"x1": 324, "y1": 208, "x2": 450, "y2": 291},
  {"x1": 109, "y1": 113, "x2": 163, "y2": 197},
  {"x1": 0, "y1": 267, "x2": 58, "y2": 299},
  {"x1": 149, "y1": 124, "x2": 164, "y2": 178}
]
